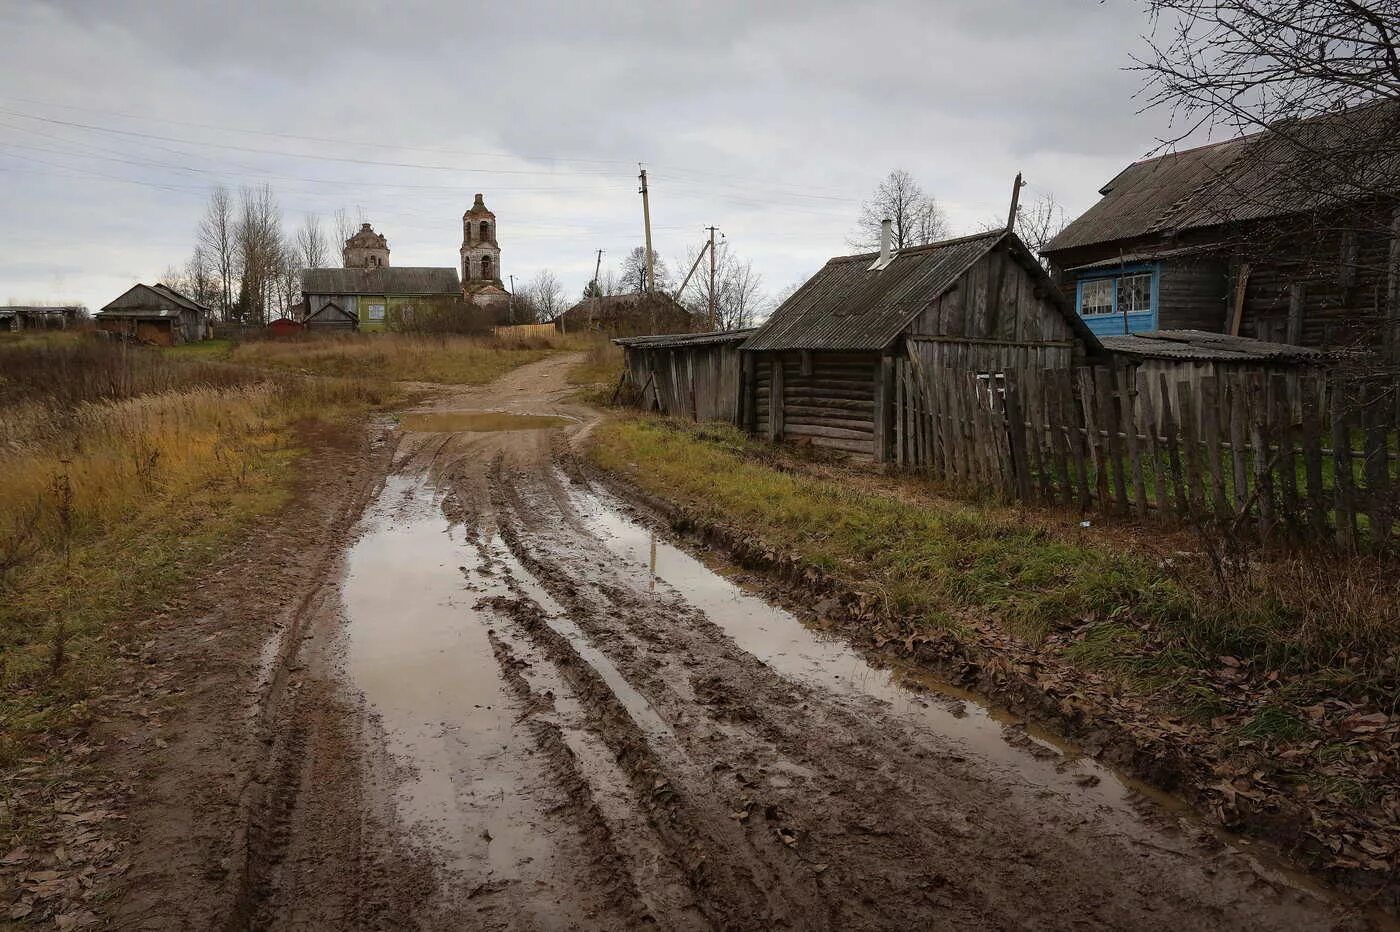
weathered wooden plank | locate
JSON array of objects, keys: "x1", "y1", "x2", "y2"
[
  {"x1": 783, "y1": 423, "x2": 876, "y2": 441},
  {"x1": 1077, "y1": 368, "x2": 1106, "y2": 509},
  {"x1": 1062, "y1": 369, "x2": 1091, "y2": 510},
  {"x1": 1096, "y1": 368, "x2": 1129, "y2": 514},
  {"x1": 1199, "y1": 376, "x2": 1230, "y2": 524},
  {"x1": 1158, "y1": 372, "x2": 1188, "y2": 518},
  {"x1": 1249, "y1": 373, "x2": 1275, "y2": 539},
  {"x1": 1227, "y1": 374, "x2": 1249, "y2": 512},
  {"x1": 1299, "y1": 374, "x2": 1328, "y2": 539},
  {"x1": 1116, "y1": 366, "x2": 1149, "y2": 519},
  {"x1": 1138, "y1": 368, "x2": 1169, "y2": 521},
  {"x1": 1361, "y1": 381, "x2": 1392, "y2": 545},
  {"x1": 1330, "y1": 383, "x2": 1357, "y2": 549},
  {"x1": 1026, "y1": 368, "x2": 1053, "y2": 503},
  {"x1": 1003, "y1": 369, "x2": 1032, "y2": 501},
  {"x1": 1176, "y1": 379, "x2": 1205, "y2": 522},
  {"x1": 1272, "y1": 373, "x2": 1300, "y2": 535}
]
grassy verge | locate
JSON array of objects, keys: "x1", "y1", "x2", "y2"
[
  {"x1": 0, "y1": 341, "x2": 390, "y2": 766},
  {"x1": 227, "y1": 331, "x2": 593, "y2": 384},
  {"x1": 566, "y1": 339, "x2": 624, "y2": 404},
  {"x1": 587, "y1": 415, "x2": 1400, "y2": 876}
]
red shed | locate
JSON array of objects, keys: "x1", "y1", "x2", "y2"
[{"x1": 267, "y1": 316, "x2": 304, "y2": 337}]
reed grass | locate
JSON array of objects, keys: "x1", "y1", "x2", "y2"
[{"x1": 0, "y1": 340, "x2": 388, "y2": 763}]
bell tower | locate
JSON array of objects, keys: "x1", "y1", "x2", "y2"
[{"x1": 460, "y1": 194, "x2": 503, "y2": 295}]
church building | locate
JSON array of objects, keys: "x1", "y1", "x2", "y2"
[
  {"x1": 343, "y1": 223, "x2": 390, "y2": 268},
  {"x1": 460, "y1": 194, "x2": 512, "y2": 311}
]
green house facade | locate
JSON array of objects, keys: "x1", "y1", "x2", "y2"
[{"x1": 301, "y1": 268, "x2": 462, "y2": 332}]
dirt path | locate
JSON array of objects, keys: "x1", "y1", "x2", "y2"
[{"x1": 126, "y1": 353, "x2": 1375, "y2": 929}]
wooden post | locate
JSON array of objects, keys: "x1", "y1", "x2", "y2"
[
  {"x1": 1362, "y1": 382, "x2": 1392, "y2": 545},
  {"x1": 1227, "y1": 374, "x2": 1250, "y2": 513},
  {"x1": 1199, "y1": 377, "x2": 1230, "y2": 524},
  {"x1": 1003, "y1": 369, "x2": 1032, "y2": 502},
  {"x1": 1228, "y1": 262, "x2": 1251, "y2": 336},
  {"x1": 1159, "y1": 372, "x2": 1188, "y2": 518},
  {"x1": 1117, "y1": 365, "x2": 1149, "y2": 519},
  {"x1": 1330, "y1": 383, "x2": 1357, "y2": 549},
  {"x1": 1286, "y1": 283, "x2": 1306, "y2": 346},
  {"x1": 875, "y1": 354, "x2": 893, "y2": 464},
  {"x1": 1299, "y1": 374, "x2": 1328, "y2": 540},
  {"x1": 741, "y1": 352, "x2": 756, "y2": 433},
  {"x1": 1272, "y1": 373, "x2": 1300, "y2": 536}
]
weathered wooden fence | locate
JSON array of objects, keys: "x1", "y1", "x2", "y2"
[{"x1": 892, "y1": 356, "x2": 1399, "y2": 549}]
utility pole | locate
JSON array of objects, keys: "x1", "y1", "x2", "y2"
[
  {"x1": 639, "y1": 166, "x2": 655, "y2": 293},
  {"x1": 705, "y1": 225, "x2": 721, "y2": 330},
  {"x1": 589, "y1": 248, "x2": 603, "y2": 330},
  {"x1": 508, "y1": 273, "x2": 515, "y2": 324},
  {"x1": 1006, "y1": 172, "x2": 1025, "y2": 233}
]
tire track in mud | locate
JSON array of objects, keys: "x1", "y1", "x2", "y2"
[{"x1": 477, "y1": 456, "x2": 1352, "y2": 932}]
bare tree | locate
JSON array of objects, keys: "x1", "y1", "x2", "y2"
[
  {"x1": 677, "y1": 240, "x2": 771, "y2": 329},
  {"x1": 185, "y1": 245, "x2": 219, "y2": 308},
  {"x1": 197, "y1": 186, "x2": 236, "y2": 320},
  {"x1": 978, "y1": 191, "x2": 1069, "y2": 263},
  {"x1": 235, "y1": 184, "x2": 285, "y2": 325},
  {"x1": 619, "y1": 246, "x2": 671, "y2": 294},
  {"x1": 333, "y1": 208, "x2": 355, "y2": 261},
  {"x1": 850, "y1": 169, "x2": 950, "y2": 250},
  {"x1": 526, "y1": 269, "x2": 566, "y2": 322},
  {"x1": 295, "y1": 213, "x2": 330, "y2": 269}
]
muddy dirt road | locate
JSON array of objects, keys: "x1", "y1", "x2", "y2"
[{"x1": 212, "y1": 355, "x2": 1364, "y2": 929}]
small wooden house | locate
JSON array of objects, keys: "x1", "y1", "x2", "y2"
[
  {"x1": 95, "y1": 284, "x2": 209, "y2": 346},
  {"x1": 266, "y1": 316, "x2": 305, "y2": 337},
  {"x1": 615, "y1": 329, "x2": 754, "y2": 422},
  {"x1": 557, "y1": 293, "x2": 700, "y2": 336},
  {"x1": 1042, "y1": 100, "x2": 1400, "y2": 353},
  {"x1": 740, "y1": 228, "x2": 1098, "y2": 459}
]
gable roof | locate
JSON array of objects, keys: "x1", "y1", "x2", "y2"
[
  {"x1": 613, "y1": 328, "x2": 755, "y2": 349},
  {"x1": 301, "y1": 267, "x2": 460, "y2": 296},
  {"x1": 1044, "y1": 98, "x2": 1400, "y2": 255},
  {"x1": 98, "y1": 283, "x2": 208, "y2": 317},
  {"x1": 743, "y1": 229, "x2": 1095, "y2": 352}
]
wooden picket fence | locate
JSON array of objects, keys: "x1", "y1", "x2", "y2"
[{"x1": 891, "y1": 357, "x2": 1400, "y2": 549}]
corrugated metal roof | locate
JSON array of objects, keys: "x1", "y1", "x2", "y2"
[
  {"x1": 301, "y1": 267, "x2": 460, "y2": 295},
  {"x1": 613, "y1": 328, "x2": 755, "y2": 348},
  {"x1": 1101, "y1": 329, "x2": 1326, "y2": 363},
  {"x1": 98, "y1": 283, "x2": 207, "y2": 316},
  {"x1": 742, "y1": 230, "x2": 1005, "y2": 352},
  {"x1": 1045, "y1": 99, "x2": 1400, "y2": 254}
]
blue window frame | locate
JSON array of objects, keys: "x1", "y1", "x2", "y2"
[{"x1": 1074, "y1": 263, "x2": 1160, "y2": 337}]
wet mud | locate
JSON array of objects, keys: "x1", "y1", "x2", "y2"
[{"x1": 244, "y1": 355, "x2": 1375, "y2": 930}]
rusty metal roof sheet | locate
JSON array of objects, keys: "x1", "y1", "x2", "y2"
[
  {"x1": 1045, "y1": 99, "x2": 1400, "y2": 254},
  {"x1": 742, "y1": 230, "x2": 1006, "y2": 352},
  {"x1": 301, "y1": 267, "x2": 460, "y2": 295},
  {"x1": 1101, "y1": 330, "x2": 1327, "y2": 363},
  {"x1": 613, "y1": 328, "x2": 755, "y2": 348}
]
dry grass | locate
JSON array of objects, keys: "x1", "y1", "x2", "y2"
[
  {"x1": 566, "y1": 338, "x2": 625, "y2": 404},
  {"x1": 0, "y1": 340, "x2": 388, "y2": 763},
  {"x1": 228, "y1": 331, "x2": 595, "y2": 384}
]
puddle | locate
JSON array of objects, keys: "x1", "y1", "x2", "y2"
[
  {"x1": 340, "y1": 475, "x2": 557, "y2": 879},
  {"x1": 399, "y1": 410, "x2": 574, "y2": 433},
  {"x1": 562, "y1": 475, "x2": 1342, "y2": 899}
]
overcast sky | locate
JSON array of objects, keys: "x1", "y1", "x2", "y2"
[{"x1": 0, "y1": 0, "x2": 1186, "y2": 312}]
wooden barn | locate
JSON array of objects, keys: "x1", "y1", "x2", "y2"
[
  {"x1": 95, "y1": 284, "x2": 210, "y2": 346},
  {"x1": 740, "y1": 227, "x2": 1098, "y2": 459},
  {"x1": 614, "y1": 330, "x2": 754, "y2": 422}
]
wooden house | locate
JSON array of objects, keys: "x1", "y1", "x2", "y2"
[
  {"x1": 301, "y1": 267, "x2": 462, "y2": 333},
  {"x1": 740, "y1": 228, "x2": 1098, "y2": 459},
  {"x1": 557, "y1": 293, "x2": 700, "y2": 337},
  {"x1": 1042, "y1": 100, "x2": 1400, "y2": 354},
  {"x1": 95, "y1": 284, "x2": 209, "y2": 346},
  {"x1": 615, "y1": 330, "x2": 754, "y2": 422}
]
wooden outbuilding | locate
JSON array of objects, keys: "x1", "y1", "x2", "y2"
[
  {"x1": 614, "y1": 329, "x2": 754, "y2": 422},
  {"x1": 95, "y1": 284, "x2": 209, "y2": 346},
  {"x1": 267, "y1": 316, "x2": 305, "y2": 337},
  {"x1": 557, "y1": 293, "x2": 700, "y2": 337},
  {"x1": 739, "y1": 228, "x2": 1099, "y2": 459}
]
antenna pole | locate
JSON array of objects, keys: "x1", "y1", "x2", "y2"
[{"x1": 1006, "y1": 172, "x2": 1025, "y2": 233}]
